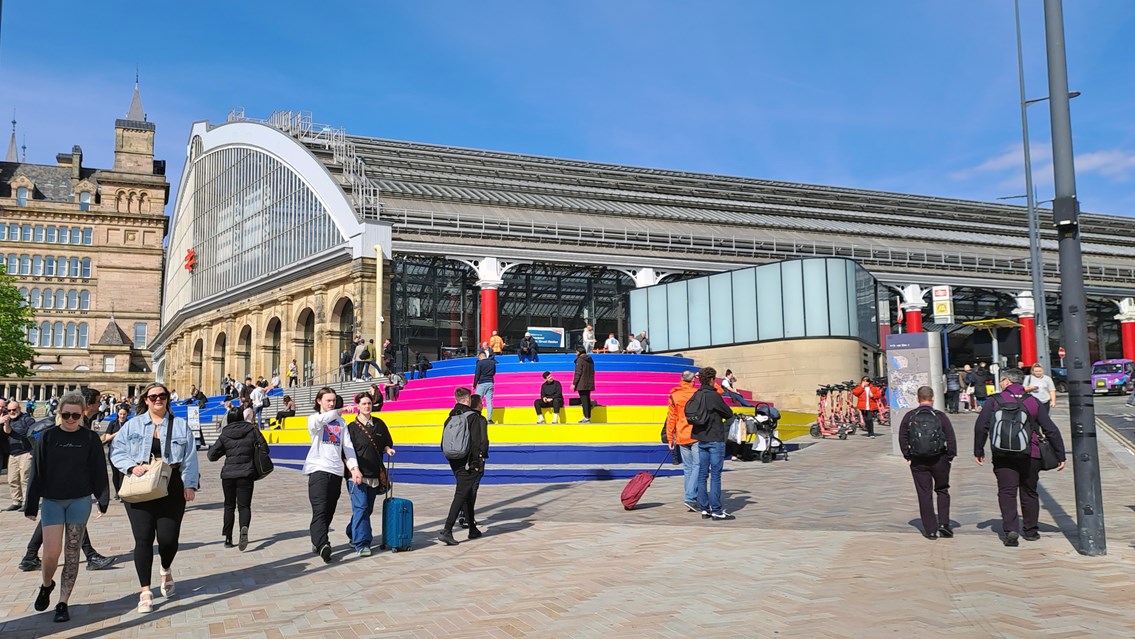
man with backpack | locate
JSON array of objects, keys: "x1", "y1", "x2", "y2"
[
  {"x1": 686, "y1": 367, "x2": 736, "y2": 520},
  {"x1": 438, "y1": 387, "x2": 489, "y2": 546},
  {"x1": 974, "y1": 369, "x2": 1066, "y2": 546},
  {"x1": 898, "y1": 386, "x2": 957, "y2": 540}
]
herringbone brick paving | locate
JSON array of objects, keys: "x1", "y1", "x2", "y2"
[{"x1": 2, "y1": 405, "x2": 1135, "y2": 638}]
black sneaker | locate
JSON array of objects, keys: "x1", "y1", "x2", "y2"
[
  {"x1": 1003, "y1": 531, "x2": 1020, "y2": 547},
  {"x1": 468, "y1": 526, "x2": 483, "y2": 540},
  {"x1": 18, "y1": 556, "x2": 41, "y2": 572},
  {"x1": 223, "y1": 538, "x2": 235, "y2": 548},
  {"x1": 319, "y1": 543, "x2": 333, "y2": 563},
  {"x1": 86, "y1": 554, "x2": 115, "y2": 571},
  {"x1": 438, "y1": 530, "x2": 459, "y2": 546},
  {"x1": 922, "y1": 531, "x2": 938, "y2": 540},
  {"x1": 684, "y1": 502, "x2": 700, "y2": 513},
  {"x1": 35, "y1": 580, "x2": 55, "y2": 611},
  {"x1": 238, "y1": 526, "x2": 249, "y2": 551},
  {"x1": 53, "y1": 602, "x2": 69, "y2": 623},
  {"x1": 1022, "y1": 532, "x2": 1040, "y2": 542},
  {"x1": 710, "y1": 511, "x2": 736, "y2": 521},
  {"x1": 937, "y1": 526, "x2": 954, "y2": 539}
]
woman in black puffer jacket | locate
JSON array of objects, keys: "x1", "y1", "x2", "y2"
[{"x1": 207, "y1": 409, "x2": 261, "y2": 551}]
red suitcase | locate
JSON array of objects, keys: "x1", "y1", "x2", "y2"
[{"x1": 620, "y1": 452, "x2": 672, "y2": 510}]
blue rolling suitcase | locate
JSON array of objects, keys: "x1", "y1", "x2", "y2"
[{"x1": 379, "y1": 461, "x2": 413, "y2": 552}]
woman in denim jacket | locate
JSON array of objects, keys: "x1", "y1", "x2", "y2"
[{"x1": 109, "y1": 382, "x2": 200, "y2": 614}]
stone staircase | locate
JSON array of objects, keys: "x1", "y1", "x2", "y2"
[{"x1": 285, "y1": 378, "x2": 385, "y2": 417}]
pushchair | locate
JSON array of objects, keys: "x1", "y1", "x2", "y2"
[{"x1": 728, "y1": 407, "x2": 787, "y2": 463}]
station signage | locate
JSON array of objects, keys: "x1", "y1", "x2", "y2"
[{"x1": 932, "y1": 285, "x2": 954, "y2": 324}]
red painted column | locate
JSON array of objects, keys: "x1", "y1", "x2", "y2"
[
  {"x1": 904, "y1": 309, "x2": 923, "y2": 334},
  {"x1": 1019, "y1": 315, "x2": 1037, "y2": 366},
  {"x1": 1121, "y1": 321, "x2": 1135, "y2": 362},
  {"x1": 480, "y1": 286, "x2": 499, "y2": 345}
]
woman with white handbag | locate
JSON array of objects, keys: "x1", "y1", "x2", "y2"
[{"x1": 109, "y1": 382, "x2": 200, "y2": 614}]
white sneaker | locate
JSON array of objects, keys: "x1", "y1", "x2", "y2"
[
  {"x1": 579, "y1": 418, "x2": 590, "y2": 424},
  {"x1": 552, "y1": 415, "x2": 559, "y2": 424},
  {"x1": 535, "y1": 416, "x2": 545, "y2": 424}
]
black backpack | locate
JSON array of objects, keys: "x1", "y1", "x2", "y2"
[
  {"x1": 683, "y1": 390, "x2": 711, "y2": 427},
  {"x1": 907, "y1": 407, "x2": 947, "y2": 457},
  {"x1": 989, "y1": 394, "x2": 1032, "y2": 456}
]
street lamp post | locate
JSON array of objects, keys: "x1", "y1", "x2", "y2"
[{"x1": 1013, "y1": 0, "x2": 1050, "y2": 372}]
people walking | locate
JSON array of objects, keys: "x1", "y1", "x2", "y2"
[
  {"x1": 344, "y1": 393, "x2": 394, "y2": 556},
  {"x1": 438, "y1": 388, "x2": 489, "y2": 546},
  {"x1": 689, "y1": 367, "x2": 736, "y2": 520},
  {"x1": 109, "y1": 382, "x2": 200, "y2": 614},
  {"x1": 23, "y1": 391, "x2": 110, "y2": 623},
  {"x1": 970, "y1": 362, "x2": 993, "y2": 409},
  {"x1": 207, "y1": 408, "x2": 262, "y2": 551},
  {"x1": 898, "y1": 386, "x2": 957, "y2": 540},
  {"x1": 1024, "y1": 364, "x2": 1058, "y2": 410},
  {"x1": 974, "y1": 369, "x2": 1066, "y2": 546},
  {"x1": 303, "y1": 388, "x2": 363, "y2": 563},
  {"x1": 851, "y1": 376, "x2": 884, "y2": 437},
  {"x1": 101, "y1": 407, "x2": 130, "y2": 498},
  {"x1": 3, "y1": 398, "x2": 36, "y2": 511},
  {"x1": 473, "y1": 350, "x2": 497, "y2": 423},
  {"x1": 944, "y1": 367, "x2": 962, "y2": 414},
  {"x1": 571, "y1": 345, "x2": 595, "y2": 424},
  {"x1": 665, "y1": 371, "x2": 700, "y2": 512}
]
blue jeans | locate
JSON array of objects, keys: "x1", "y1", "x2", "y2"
[
  {"x1": 724, "y1": 390, "x2": 752, "y2": 407},
  {"x1": 679, "y1": 443, "x2": 701, "y2": 505},
  {"x1": 345, "y1": 481, "x2": 381, "y2": 550},
  {"x1": 519, "y1": 352, "x2": 538, "y2": 363},
  {"x1": 696, "y1": 440, "x2": 726, "y2": 515},
  {"x1": 475, "y1": 382, "x2": 495, "y2": 421}
]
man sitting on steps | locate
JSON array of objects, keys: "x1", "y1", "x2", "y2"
[{"x1": 534, "y1": 371, "x2": 565, "y2": 424}]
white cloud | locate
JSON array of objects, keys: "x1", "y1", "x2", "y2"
[{"x1": 1076, "y1": 150, "x2": 1135, "y2": 181}]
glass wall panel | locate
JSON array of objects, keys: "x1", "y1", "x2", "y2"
[
  {"x1": 856, "y1": 264, "x2": 877, "y2": 345},
  {"x1": 666, "y1": 281, "x2": 689, "y2": 350},
  {"x1": 781, "y1": 260, "x2": 805, "y2": 338},
  {"x1": 629, "y1": 288, "x2": 648, "y2": 348},
  {"x1": 732, "y1": 268, "x2": 758, "y2": 342},
  {"x1": 646, "y1": 286, "x2": 670, "y2": 352},
  {"x1": 709, "y1": 273, "x2": 734, "y2": 344},
  {"x1": 687, "y1": 278, "x2": 711, "y2": 347},
  {"x1": 844, "y1": 260, "x2": 859, "y2": 339},
  {"x1": 755, "y1": 262, "x2": 783, "y2": 340},
  {"x1": 802, "y1": 259, "x2": 829, "y2": 337},
  {"x1": 826, "y1": 259, "x2": 851, "y2": 336}
]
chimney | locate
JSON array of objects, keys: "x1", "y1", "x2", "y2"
[{"x1": 71, "y1": 145, "x2": 82, "y2": 179}]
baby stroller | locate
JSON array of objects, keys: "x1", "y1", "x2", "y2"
[{"x1": 749, "y1": 405, "x2": 787, "y2": 462}]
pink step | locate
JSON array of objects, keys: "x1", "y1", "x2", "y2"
[
  {"x1": 396, "y1": 380, "x2": 678, "y2": 402},
  {"x1": 385, "y1": 392, "x2": 671, "y2": 412},
  {"x1": 395, "y1": 371, "x2": 679, "y2": 393}
]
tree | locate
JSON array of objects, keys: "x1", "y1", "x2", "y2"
[{"x1": 0, "y1": 265, "x2": 36, "y2": 377}]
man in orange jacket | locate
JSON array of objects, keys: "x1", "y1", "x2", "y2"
[
  {"x1": 665, "y1": 371, "x2": 700, "y2": 512},
  {"x1": 851, "y1": 376, "x2": 884, "y2": 438}
]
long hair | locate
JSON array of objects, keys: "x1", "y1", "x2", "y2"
[
  {"x1": 135, "y1": 382, "x2": 169, "y2": 416},
  {"x1": 313, "y1": 386, "x2": 337, "y2": 413}
]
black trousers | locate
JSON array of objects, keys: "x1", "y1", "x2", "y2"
[
  {"x1": 992, "y1": 456, "x2": 1041, "y2": 536},
  {"x1": 945, "y1": 390, "x2": 960, "y2": 413},
  {"x1": 26, "y1": 523, "x2": 98, "y2": 560},
  {"x1": 909, "y1": 455, "x2": 951, "y2": 534},
  {"x1": 124, "y1": 472, "x2": 186, "y2": 587},
  {"x1": 445, "y1": 461, "x2": 484, "y2": 531},
  {"x1": 307, "y1": 471, "x2": 341, "y2": 551},
  {"x1": 221, "y1": 477, "x2": 255, "y2": 539},
  {"x1": 534, "y1": 397, "x2": 564, "y2": 415},
  {"x1": 860, "y1": 409, "x2": 876, "y2": 435},
  {"x1": 577, "y1": 390, "x2": 592, "y2": 419}
]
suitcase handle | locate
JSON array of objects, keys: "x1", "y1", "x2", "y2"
[
  {"x1": 651, "y1": 450, "x2": 670, "y2": 478},
  {"x1": 386, "y1": 455, "x2": 394, "y2": 498}
]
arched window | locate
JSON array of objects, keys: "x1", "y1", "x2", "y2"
[
  {"x1": 80, "y1": 258, "x2": 91, "y2": 278},
  {"x1": 16, "y1": 187, "x2": 28, "y2": 207},
  {"x1": 67, "y1": 290, "x2": 79, "y2": 310},
  {"x1": 21, "y1": 224, "x2": 32, "y2": 241},
  {"x1": 29, "y1": 289, "x2": 41, "y2": 308},
  {"x1": 58, "y1": 226, "x2": 69, "y2": 244},
  {"x1": 78, "y1": 323, "x2": 89, "y2": 348},
  {"x1": 66, "y1": 322, "x2": 77, "y2": 348},
  {"x1": 6, "y1": 255, "x2": 16, "y2": 273},
  {"x1": 69, "y1": 257, "x2": 80, "y2": 277},
  {"x1": 44, "y1": 257, "x2": 55, "y2": 276},
  {"x1": 28, "y1": 326, "x2": 38, "y2": 345},
  {"x1": 70, "y1": 228, "x2": 81, "y2": 244},
  {"x1": 33, "y1": 225, "x2": 44, "y2": 242},
  {"x1": 53, "y1": 322, "x2": 64, "y2": 347},
  {"x1": 79, "y1": 290, "x2": 90, "y2": 310},
  {"x1": 19, "y1": 254, "x2": 30, "y2": 275},
  {"x1": 45, "y1": 226, "x2": 56, "y2": 243},
  {"x1": 55, "y1": 256, "x2": 67, "y2": 276},
  {"x1": 19, "y1": 287, "x2": 28, "y2": 303},
  {"x1": 82, "y1": 228, "x2": 93, "y2": 245},
  {"x1": 42, "y1": 288, "x2": 53, "y2": 309},
  {"x1": 54, "y1": 290, "x2": 65, "y2": 309},
  {"x1": 32, "y1": 255, "x2": 43, "y2": 275},
  {"x1": 0, "y1": 224, "x2": 6, "y2": 240},
  {"x1": 79, "y1": 192, "x2": 91, "y2": 212},
  {"x1": 39, "y1": 321, "x2": 51, "y2": 347}
]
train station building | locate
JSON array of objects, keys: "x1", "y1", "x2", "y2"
[{"x1": 150, "y1": 110, "x2": 1135, "y2": 409}]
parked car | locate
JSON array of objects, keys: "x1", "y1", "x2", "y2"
[
  {"x1": 1091, "y1": 359, "x2": 1135, "y2": 395},
  {"x1": 1051, "y1": 367, "x2": 1068, "y2": 393}
]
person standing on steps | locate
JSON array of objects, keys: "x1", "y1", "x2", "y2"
[
  {"x1": 473, "y1": 350, "x2": 497, "y2": 424},
  {"x1": 571, "y1": 345, "x2": 595, "y2": 424},
  {"x1": 23, "y1": 391, "x2": 110, "y2": 623},
  {"x1": 287, "y1": 359, "x2": 299, "y2": 388},
  {"x1": 438, "y1": 387, "x2": 489, "y2": 546},
  {"x1": 582, "y1": 324, "x2": 596, "y2": 354},
  {"x1": 344, "y1": 393, "x2": 394, "y2": 557},
  {"x1": 303, "y1": 388, "x2": 363, "y2": 563},
  {"x1": 207, "y1": 408, "x2": 262, "y2": 552},
  {"x1": 898, "y1": 386, "x2": 957, "y2": 540},
  {"x1": 488, "y1": 330, "x2": 505, "y2": 356},
  {"x1": 109, "y1": 382, "x2": 200, "y2": 615}
]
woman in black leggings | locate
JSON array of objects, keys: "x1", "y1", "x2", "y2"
[
  {"x1": 109, "y1": 382, "x2": 200, "y2": 614},
  {"x1": 207, "y1": 408, "x2": 261, "y2": 550}
]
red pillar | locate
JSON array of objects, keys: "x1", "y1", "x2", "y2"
[
  {"x1": 1019, "y1": 315, "x2": 1037, "y2": 366},
  {"x1": 480, "y1": 287, "x2": 499, "y2": 345},
  {"x1": 904, "y1": 309, "x2": 923, "y2": 334},
  {"x1": 1121, "y1": 321, "x2": 1135, "y2": 361}
]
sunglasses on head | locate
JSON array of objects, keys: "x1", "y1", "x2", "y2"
[
  {"x1": 60, "y1": 412, "x2": 83, "y2": 421},
  {"x1": 146, "y1": 393, "x2": 169, "y2": 402}
]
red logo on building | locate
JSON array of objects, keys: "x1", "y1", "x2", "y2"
[{"x1": 183, "y1": 248, "x2": 197, "y2": 272}]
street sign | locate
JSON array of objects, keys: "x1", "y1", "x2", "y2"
[
  {"x1": 932, "y1": 298, "x2": 954, "y2": 325},
  {"x1": 1058, "y1": 347, "x2": 1066, "y2": 359}
]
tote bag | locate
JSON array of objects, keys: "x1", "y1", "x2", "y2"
[{"x1": 119, "y1": 414, "x2": 175, "y2": 503}]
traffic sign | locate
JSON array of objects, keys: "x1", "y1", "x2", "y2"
[{"x1": 1058, "y1": 347, "x2": 1066, "y2": 359}]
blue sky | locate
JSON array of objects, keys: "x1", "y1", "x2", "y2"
[{"x1": 2, "y1": 1, "x2": 1133, "y2": 217}]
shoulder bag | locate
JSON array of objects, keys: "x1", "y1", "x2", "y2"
[
  {"x1": 252, "y1": 430, "x2": 274, "y2": 480},
  {"x1": 1036, "y1": 424, "x2": 1061, "y2": 471},
  {"x1": 119, "y1": 414, "x2": 175, "y2": 503},
  {"x1": 354, "y1": 420, "x2": 390, "y2": 493}
]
